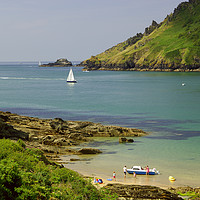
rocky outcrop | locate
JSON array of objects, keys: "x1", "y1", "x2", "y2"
[
  {"x1": 119, "y1": 137, "x2": 134, "y2": 143},
  {"x1": 77, "y1": 148, "x2": 102, "y2": 154},
  {"x1": 0, "y1": 115, "x2": 28, "y2": 140},
  {"x1": 0, "y1": 111, "x2": 146, "y2": 155},
  {"x1": 104, "y1": 184, "x2": 183, "y2": 200},
  {"x1": 144, "y1": 20, "x2": 160, "y2": 36},
  {"x1": 40, "y1": 58, "x2": 72, "y2": 67},
  {"x1": 82, "y1": 56, "x2": 101, "y2": 70},
  {"x1": 82, "y1": 56, "x2": 200, "y2": 72}
]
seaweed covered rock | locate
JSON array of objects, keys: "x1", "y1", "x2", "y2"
[
  {"x1": 119, "y1": 137, "x2": 134, "y2": 143},
  {"x1": 104, "y1": 184, "x2": 183, "y2": 200},
  {"x1": 0, "y1": 111, "x2": 147, "y2": 155},
  {"x1": 78, "y1": 148, "x2": 102, "y2": 154}
]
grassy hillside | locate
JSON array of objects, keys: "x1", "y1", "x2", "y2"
[
  {"x1": 83, "y1": 0, "x2": 200, "y2": 71},
  {"x1": 0, "y1": 139, "x2": 117, "y2": 200}
]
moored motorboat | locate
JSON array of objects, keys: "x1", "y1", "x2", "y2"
[{"x1": 127, "y1": 166, "x2": 159, "y2": 175}]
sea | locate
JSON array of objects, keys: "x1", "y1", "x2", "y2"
[{"x1": 0, "y1": 62, "x2": 199, "y2": 188}]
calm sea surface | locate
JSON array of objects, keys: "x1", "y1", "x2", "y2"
[{"x1": 0, "y1": 62, "x2": 200, "y2": 187}]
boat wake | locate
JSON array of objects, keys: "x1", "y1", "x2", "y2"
[{"x1": 0, "y1": 77, "x2": 65, "y2": 81}]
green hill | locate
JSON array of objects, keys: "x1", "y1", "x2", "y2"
[{"x1": 82, "y1": 0, "x2": 200, "y2": 71}]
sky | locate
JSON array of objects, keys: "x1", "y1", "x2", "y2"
[{"x1": 0, "y1": 0, "x2": 186, "y2": 62}]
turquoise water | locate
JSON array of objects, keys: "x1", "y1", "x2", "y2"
[{"x1": 1, "y1": 63, "x2": 200, "y2": 187}]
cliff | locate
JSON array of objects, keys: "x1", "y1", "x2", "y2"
[
  {"x1": 82, "y1": 0, "x2": 200, "y2": 71},
  {"x1": 40, "y1": 58, "x2": 72, "y2": 67}
]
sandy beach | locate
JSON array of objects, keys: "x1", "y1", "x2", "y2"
[
  {"x1": 59, "y1": 136, "x2": 200, "y2": 190},
  {"x1": 61, "y1": 161, "x2": 199, "y2": 200},
  {"x1": 62, "y1": 158, "x2": 187, "y2": 190}
]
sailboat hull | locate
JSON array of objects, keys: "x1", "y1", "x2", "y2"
[{"x1": 67, "y1": 80, "x2": 77, "y2": 83}]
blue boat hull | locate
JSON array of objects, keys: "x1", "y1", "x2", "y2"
[{"x1": 127, "y1": 170, "x2": 156, "y2": 175}]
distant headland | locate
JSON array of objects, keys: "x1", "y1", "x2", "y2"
[
  {"x1": 40, "y1": 58, "x2": 72, "y2": 67},
  {"x1": 81, "y1": 0, "x2": 200, "y2": 72}
]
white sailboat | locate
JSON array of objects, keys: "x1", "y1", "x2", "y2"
[
  {"x1": 67, "y1": 68, "x2": 77, "y2": 83},
  {"x1": 38, "y1": 61, "x2": 42, "y2": 66}
]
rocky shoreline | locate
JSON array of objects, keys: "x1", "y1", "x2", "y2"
[
  {"x1": 81, "y1": 57, "x2": 200, "y2": 72},
  {"x1": 104, "y1": 184, "x2": 183, "y2": 200},
  {"x1": 0, "y1": 111, "x2": 146, "y2": 157}
]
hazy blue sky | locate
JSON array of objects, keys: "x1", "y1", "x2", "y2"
[{"x1": 0, "y1": 0, "x2": 185, "y2": 62}]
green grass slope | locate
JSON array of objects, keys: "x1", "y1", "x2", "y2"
[{"x1": 83, "y1": 0, "x2": 200, "y2": 71}]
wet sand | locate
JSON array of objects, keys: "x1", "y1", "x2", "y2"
[
  {"x1": 60, "y1": 136, "x2": 200, "y2": 189},
  {"x1": 62, "y1": 161, "x2": 182, "y2": 190}
]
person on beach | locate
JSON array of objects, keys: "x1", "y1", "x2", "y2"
[
  {"x1": 133, "y1": 172, "x2": 136, "y2": 178},
  {"x1": 113, "y1": 171, "x2": 116, "y2": 181},
  {"x1": 123, "y1": 166, "x2": 127, "y2": 177},
  {"x1": 146, "y1": 165, "x2": 149, "y2": 175}
]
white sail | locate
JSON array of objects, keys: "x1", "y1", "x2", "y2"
[
  {"x1": 67, "y1": 68, "x2": 77, "y2": 83},
  {"x1": 38, "y1": 61, "x2": 41, "y2": 66}
]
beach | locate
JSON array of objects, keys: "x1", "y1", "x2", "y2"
[{"x1": 60, "y1": 136, "x2": 200, "y2": 189}]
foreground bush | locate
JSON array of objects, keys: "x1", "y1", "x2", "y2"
[{"x1": 0, "y1": 139, "x2": 117, "y2": 200}]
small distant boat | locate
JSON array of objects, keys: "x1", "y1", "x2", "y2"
[
  {"x1": 67, "y1": 68, "x2": 77, "y2": 83},
  {"x1": 182, "y1": 83, "x2": 185, "y2": 86},
  {"x1": 83, "y1": 69, "x2": 89, "y2": 72},
  {"x1": 127, "y1": 166, "x2": 159, "y2": 175},
  {"x1": 38, "y1": 61, "x2": 42, "y2": 66}
]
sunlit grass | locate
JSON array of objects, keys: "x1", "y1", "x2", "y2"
[{"x1": 88, "y1": 1, "x2": 200, "y2": 69}]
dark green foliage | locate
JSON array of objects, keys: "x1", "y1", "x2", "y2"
[
  {"x1": 0, "y1": 160, "x2": 22, "y2": 200},
  {"x1": 0, "y1": 139, "x2": 117, "y2": 200},
  {"x1": 17, "y1": 139, "x2": 26, "y2": 148},
  {"x1": 165, "y1": 49, "x2": 181, "y2": 62}
]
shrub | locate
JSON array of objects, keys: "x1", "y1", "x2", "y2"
[
  {"x1": 0, "y1": 159, "x2": 22, "y2": 200},
  {"x1": 0, "y1": 139, "x2": 118, "y2": 199}
]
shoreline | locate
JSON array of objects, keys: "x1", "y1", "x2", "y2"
[
  {"x1": 62, "y1": 164, "x2": 200, "y2": 199},
  {"x1": 60, "y1": 154, "x2": 191, "y2": 190},
  {"x1": 59, "y1": 135, "x2": 200, "y2": 190},
  {"x1": 0, "y1": 110, "x2": 146, "y2": 155},
  {"x1": 64, "y1": 165, "x2": 171, "y2": 189},
  {"x1": 83, "y1": 66, "x2": 200, "y2": 72}
]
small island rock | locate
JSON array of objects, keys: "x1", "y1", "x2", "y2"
[{"x1": 40, "y1": 58, "x2": 72, "y2": 67}]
